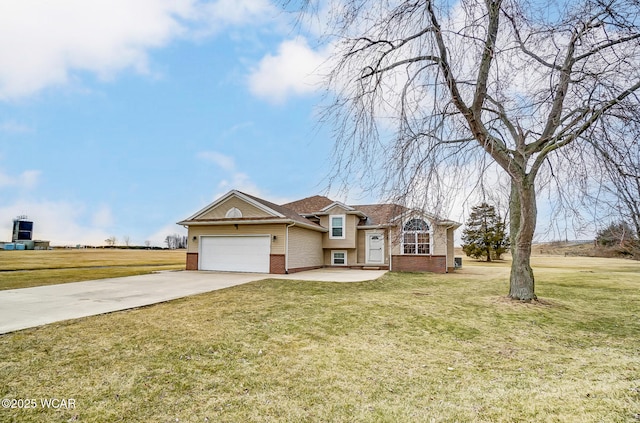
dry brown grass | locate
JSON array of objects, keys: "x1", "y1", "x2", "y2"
[
  {"x1": 0, "y1": 249, "x2": 185, "y2": 290},
  {"x1": 0, "y1": 248, "x2": 185, "y2": 271},
  {"x1": 456, "y1": 241, "x2": 633, "y2": 260},
  {"x1": 0, "y1": 256, "x2": 638, "y2": 422}
]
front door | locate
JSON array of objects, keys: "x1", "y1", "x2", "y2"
[{"x1": 366, "y1": 233, "x2": 384, "y2": 264}]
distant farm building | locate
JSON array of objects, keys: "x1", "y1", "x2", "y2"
[{"x1": 1, "y1": 216, "x2": 50, "y2": 250}]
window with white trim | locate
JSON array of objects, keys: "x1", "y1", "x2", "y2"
[
  {"x1": 331, "y1": 250, "x2": 347, "y2": 265},
  {"x1": 402, "y1": 218, "x2": 430, "y2": 255},
  {"x1": 225, "y1": 207, "x2": 243, "y2": 218},
  {"x1": 329, "y1": 215, "x2": 345, "y2": 239}
]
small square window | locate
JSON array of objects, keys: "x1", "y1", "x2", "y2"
[{"x1": 332, "y1": 251, "x2": 347, "y2": 265}]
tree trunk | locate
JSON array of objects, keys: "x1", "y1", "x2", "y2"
[{"x1": 509, "y1": 179, "x2": 537, "y2": 301}]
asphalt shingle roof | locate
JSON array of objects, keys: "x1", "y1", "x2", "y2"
[
  {"x1": 350, "y1": 204, "x2": 408, "y2": 225},
  {"x1": 239, "y1": 191, "x2": 324, "y2": 228},
  {"x1": 282, "y1": 196, "x2": 408, "y2": 226},
  {"x1": 281, "y1": 195, "x2": 334, "y2": 215}
]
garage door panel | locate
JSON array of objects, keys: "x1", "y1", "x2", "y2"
[{"x1": 200, "y1": 236, "x2": 270, "y2": 273}]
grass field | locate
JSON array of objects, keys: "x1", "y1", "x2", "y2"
[
  {"x1": 1, "y1": 255, "x2": 638, "y2": 422},
  {"x1": 0, "y1": 249, "x2": 185, "y2": 290}
]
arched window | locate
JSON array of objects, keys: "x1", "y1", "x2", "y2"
[
  {"x1": 402, "y1": 218, "x2": 430, "y2": 255},
  {"x1": 225, "y1": 207, "x2": 243, "y2": 218}
]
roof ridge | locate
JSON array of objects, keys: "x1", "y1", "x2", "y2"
[
  {"x1": 281, "y1": 194, "x2": 333, "y2": 205},
  {"x1": 350, "y1": 202, "x2": 402, "y2": 207},
  {"x1": 281, "y1": 194, "x2": 335, "y2": 214}
]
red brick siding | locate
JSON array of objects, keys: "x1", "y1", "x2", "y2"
[
  {"x1": 392, "y1": 255, "x2": 447, "y2": 273},
  {"x1": 186, "y1": 253, "x2": 198, "y2": 270},
  {"x1": 270, "y1": 254, "x2": 286, "y2": 274}
]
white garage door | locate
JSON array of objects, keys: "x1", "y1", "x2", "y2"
[{"x1": 200, "y1": 236, "x2": 270, "y2": 273}]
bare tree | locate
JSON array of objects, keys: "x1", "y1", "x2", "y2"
[
  {"x1": 297, "y1": 0, "x2": 640, "y2": 300},
  {"x1": 123, "y1": 235, "x2": 131, "y2": 248},
  {"x1": 165, "y1": 234, "x2": 187, "y2": 250},
  {"x1": 589, "y1": 125, "x2": 640, "y2": 245},
  {"x1": 105, "y1": 236, "x2": 117, "y2": 247}
]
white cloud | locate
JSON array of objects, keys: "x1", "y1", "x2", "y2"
[
  {"x1": 201, "y1": 0, "x2": 277, "y2": 27},
  {"x1": 91, "y1": 204, "x2": 115, "y2": 228},
  {"x1": 220, "y1": 121, "x2": 254, "y2": 138},
  {"x1": 198, "y1": 150, "x2": 264, "y2": 196},
  {"x1": 0, "y1": 120, "x2": 34, "y2": 133},
  {"x1": 0, "y1": 169, "x2": 40, "y2": 189},
  {"x1": 217, "y1": 171, "x2": 262, "y2": 196},
  {"x1": 0, "y1": 0, "x2": 282, "y2": 100},
  {"x1": 215, "y1": 172, "x2": 293, "y2": 204},
  {"x1": 20, "y1": 171, "x2": 41, "y2": 189},
  {"x1": 0, "y1": 200, "x2": 113, "y2": 246},
  {"x1": 248, "y1": 37, "x2": 329, "y2": 104},
  {"x1": 146, "y1": 223, "x2": 187, "y2": 248},
  {"x1": 197, "y1": 151, "x2": 236, "y2": 171},
  {"x1": 0, "y1": 0, "x2": 191, "y2": 99},
  {"x1": 197, "y1": 150, "x2": 291, "y2": 203}
]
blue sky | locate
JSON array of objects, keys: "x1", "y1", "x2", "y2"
[
  {"x1": 0, "y1": 1, "x2": 595, "y2": 247},
  {"x1": 0, "y1": 0, "x2": 349, "y2": 246}
]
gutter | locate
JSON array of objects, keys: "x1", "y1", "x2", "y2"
[
  {"x1": 388, "y1": 229, "x2": 393, "y2": 271},
  {"x1": 357, "y1": 224, "x2": 393, "y2": 229},
  {"x1": 177, "y1": 218, "x2": 327, "y2": 233}
]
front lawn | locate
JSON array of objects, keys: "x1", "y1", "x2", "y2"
[
  {"x1": 0, "y1": 249, "x2": 185, "y2": 290},
  {"x1": 1, "y1": 257, "x2": 638, "y2": 422}
]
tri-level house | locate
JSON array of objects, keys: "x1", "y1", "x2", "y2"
[{"x1": 178, "y1": 190, "x2": 460, "y2": 274}]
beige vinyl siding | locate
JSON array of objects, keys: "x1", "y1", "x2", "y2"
[
  {"x1": 357, "y1": 230, "x2": 366, "y2": 263},
  {"x1": 431, "y1": 225, "x2": 447, "y2": 256},
  {"x1": 287, "y1": 226, "x2": 323, "y2": 269},
  {"x1": 357, "y1": 229, "x2": 389, "y2": 264},
  {"x1": 323, "y1": 205, "x2": 350, "y2": 215},
  {"x1": 320, "y1": 214, "x2": 358, "y2": 249},
  {"x1": 390, "y1": 225, "x2": 403, "y2": 255},
  {"x1": 187, "y1": 224, "x2": 286, "y2": 254},
  {"x1": 198, "y1": 197, "x2": 273, "y2": 220},
  {"x1": 447, "y1": 227, "x2": 455, "y2": 268},
  {"x1": 323, "y1": 249, "x2": 357, "y2": 266}
]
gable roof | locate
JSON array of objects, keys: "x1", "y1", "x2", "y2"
[
  {"x1": 280, "y1": 194, "x2": 460, "y2": 227},
  {"x1": 240, "y1": 191, "x2": 320, "y2": 228},
  {"x1": 178, "y1": 190, "x2": 325, "y2": 231},
  {"x1": 320, "y1": 201, "x2": 356, "y2": 212},
  {"x1": 180, "y1": 190, "x2": 285, "y2": 222}
]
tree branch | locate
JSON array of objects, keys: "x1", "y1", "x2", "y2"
[
  {"x1": 472, "y1": 0, "x2": 502, "y2": 115},
  {"x1": 529, "y1": 79, "x2": 640, "y2": 177}
]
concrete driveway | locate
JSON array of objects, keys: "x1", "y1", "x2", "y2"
[{"x1": 0, "y1": 269, "x2": 387, "y2": 334}]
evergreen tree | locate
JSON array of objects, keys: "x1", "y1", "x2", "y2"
[{"x1": 462, "y1": 203, "x2": 509, "y2": 262}]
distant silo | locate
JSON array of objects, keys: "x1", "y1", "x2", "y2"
[{"x1": 12, "y1": 215, "x2": 33, "y2": 242}]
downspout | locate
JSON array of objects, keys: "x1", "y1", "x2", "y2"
[{"x1": 285, "y1": 222, "x2": 295, "y2": 274}]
